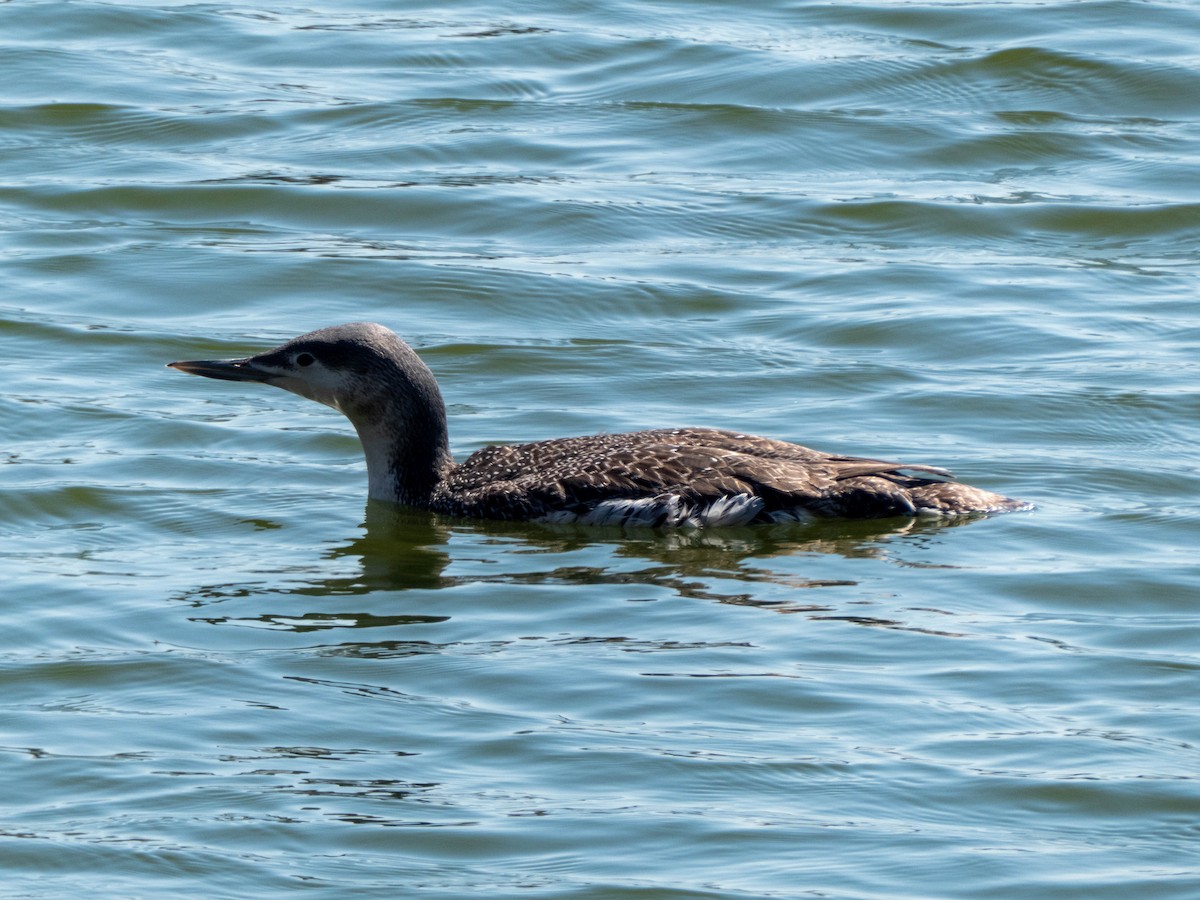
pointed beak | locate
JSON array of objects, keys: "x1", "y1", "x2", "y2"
[{"x1": 167, "y1": 357, "x2": 274, "y2": 383}]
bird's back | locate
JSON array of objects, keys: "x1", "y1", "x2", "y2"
[{"x1": 431, "y1": 427, "x2": 1028, "y2": 526}]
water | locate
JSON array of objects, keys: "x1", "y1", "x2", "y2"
[{"x1": 3, "y1": 1, "x2": 1200, "y2": 896}]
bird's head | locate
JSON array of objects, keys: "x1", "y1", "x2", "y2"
[{"x1": 168, "y1": 322, "x2": 440, "y2": 420}]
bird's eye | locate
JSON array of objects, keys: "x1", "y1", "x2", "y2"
[{"x1": 296, "y1": 352, "x2": 315, "y2": 367}]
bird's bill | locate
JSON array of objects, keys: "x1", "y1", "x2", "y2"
[{"x1": 167, "y1": 357, "x2": 274, "y2": 383}]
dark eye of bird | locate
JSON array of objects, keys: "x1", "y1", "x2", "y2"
[{"x1": 296, "y1": 352, "x2": 315, "y2": 367}]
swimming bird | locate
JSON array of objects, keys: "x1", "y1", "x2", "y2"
[{"x1": 168, "y1": 323, "x2": 1030, "y2": 527}]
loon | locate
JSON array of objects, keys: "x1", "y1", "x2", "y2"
[{"x1": 168, "y1": 323, "x2": 1030, "y2": 527}]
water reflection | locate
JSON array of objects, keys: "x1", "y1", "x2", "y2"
[
  {"x1": 360, "y1": 498, "x2": 978, "y2": 562},
  {"x1": 180, "y1": 501, "x2": 986, "y2": 637}
]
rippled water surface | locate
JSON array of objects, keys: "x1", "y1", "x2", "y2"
[{"x1": 4, "y1": 1, "x2": 1200, "y2": 897}]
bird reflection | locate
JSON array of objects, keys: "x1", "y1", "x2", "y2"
[{"x1": 180, "y1": 503, "x2": 981, "y2": 639}]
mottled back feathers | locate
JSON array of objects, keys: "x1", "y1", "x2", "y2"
[{"x1": 432, "y1": 427, "x2": 1029, "y2": 525}]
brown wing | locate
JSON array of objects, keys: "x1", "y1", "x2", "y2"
[{"x1": 437, "y1": 426, "x2": 1025, "y2": 521}]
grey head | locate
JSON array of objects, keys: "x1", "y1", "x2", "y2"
[{"x1": 169, "y1": 323, "x2": 453, "y2": 505}]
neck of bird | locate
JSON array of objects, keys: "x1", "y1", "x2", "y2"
[{"x1": 352, "y1": 401, "x2": 454, "y2": 507}]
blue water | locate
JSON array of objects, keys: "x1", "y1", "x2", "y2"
[{"x1": 3, "y1": 1, "x2": 1200, "y2": 897}]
